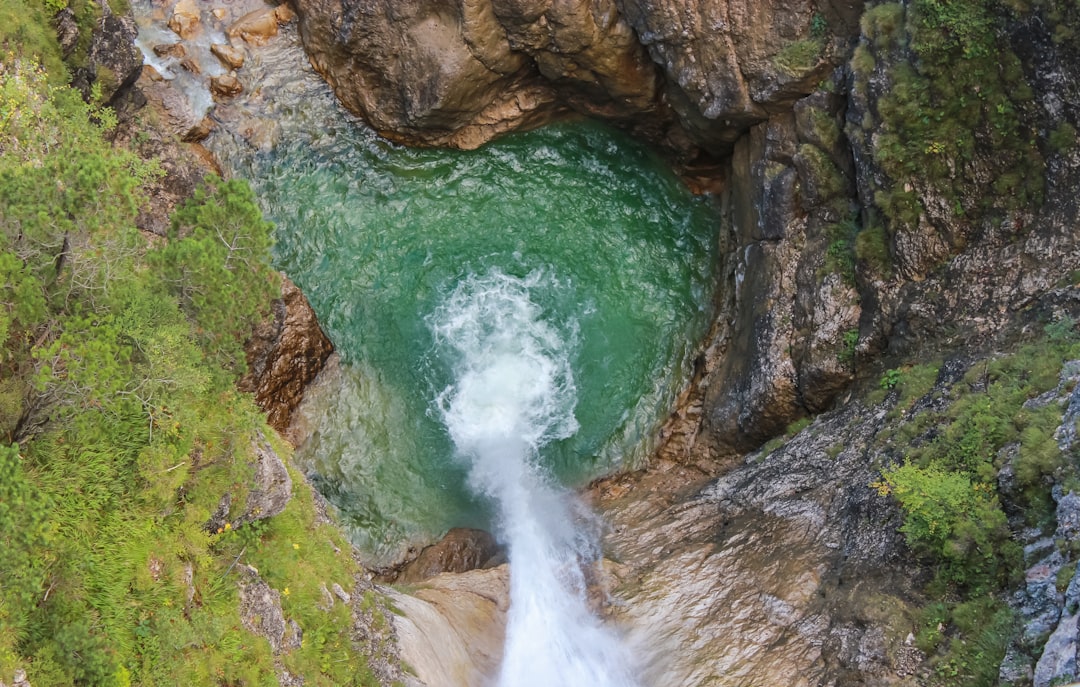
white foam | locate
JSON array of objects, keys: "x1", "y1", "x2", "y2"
[{"x1": 429, "y1": 270, "x2": 641, "y2": 687}]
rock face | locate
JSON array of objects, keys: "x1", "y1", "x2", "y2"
[
  {"x1": 70, "y1": 2, "x2": 144, "y2": 104},
  {"x1": 596, "y1": 396, "x2": 921, "y2": 686},
  {"x1": 1000, "y1": 363, "x2": 1080, "y2": 687},
  {"x1": 392, "y1": 528, "x2": 504, "y2": 584},
  {"x1": 386, "y1": 567, "x2": 509, "y2": 687},
  {"x1": 241, "y1": 278, "x2": 334, "y2": 438},
  {"x1": 293, "y1": 0, "x2": 856, "y2": 158}
]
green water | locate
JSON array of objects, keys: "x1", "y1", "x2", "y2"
[{"x1": 220, "y1": 111, "x2": 718, "y2": 565}]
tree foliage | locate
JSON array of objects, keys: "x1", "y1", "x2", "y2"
[{"x1": 151, "y1": 176, "x2": 276, "y2": 377}]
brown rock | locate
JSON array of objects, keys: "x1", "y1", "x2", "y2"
[
  {"x1": 181, "y1": 116, "x2": 215, "y2": 143},
  {"x1": 294, "y1": 0, "x2": 855, "y2": 152},
  {"x1": 210, "y1": 73, "x2": 243, "y2": 98},
  {"x1": 241, "y1": 279, "x2": 334, "y2": 436},
  {"x1": 228, "y1": 5, "x2": 294, "y2": 46},
  {"x1": 395, "y1": 528, "x2": 503, "y2": 584},
  {"x1": 295, "y1": 0, "x2": 554, "y2": 148},
  {"x1": 153, "y1": 42, "x2": 185, "y2": 59},
  {"x1": 179, "y1": 56, "x2": 201, "y2": 74},
  {"x1": 210, "y1": 42, "x2": 245, "y2": 70},
  {"x1": 167, "y1": 0, "x2": 200, "y2": 39}
]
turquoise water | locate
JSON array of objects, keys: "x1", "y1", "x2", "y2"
[{"x1": 217, "y1": 102, "x2": 718, "y2": 564}]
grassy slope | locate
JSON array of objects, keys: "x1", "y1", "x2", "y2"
[{"x1": 0, "y1": 5, "x2": 389, "y2": 685}]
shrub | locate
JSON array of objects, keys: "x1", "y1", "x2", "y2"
[{"x1": 151, "y1": 177, "x2": 277, "y2": 377}]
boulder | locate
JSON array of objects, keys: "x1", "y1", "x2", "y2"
[
  {"x1": 211, "y1": 43, "x2": 246, "y2": 70},
  {"x1": 168, "y1": 0, "x2": 200, "y2": 40},
  {"x1": 240, "y1": 278, "x2": 334, "y2": 437},
  {"x1": 228, "y1": 5, "x2": 296, "y2": 46},
  {"x1": 211, "y1": 73, "x2": 243, "y2": 98},
  {"x1": 395, "y1": 528, "x2": 503, "y2": 584}
]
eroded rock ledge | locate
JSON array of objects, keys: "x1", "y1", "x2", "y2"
[{"x1": 292, "y1": 0, "x2": 854, "y2": 165}]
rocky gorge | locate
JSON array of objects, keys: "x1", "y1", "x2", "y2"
[
  {"x1": 281, "y1": 0, "x2": 1080, "y2": 682},
  {"x1": 5, "y1": 0, "x2": 1080, "y2": 685}
]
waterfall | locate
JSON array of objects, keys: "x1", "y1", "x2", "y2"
[{"x1": 429, "y1": 270, "x2": 641, "y2": 687}]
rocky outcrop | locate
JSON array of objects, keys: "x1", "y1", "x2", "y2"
[
  {"x1": 391, "y1": 528, "x2": 504, "y2": 584},
  {"x1": 0, "y1": 669, "x2": 31, "y2": 687},
  {"x1": 68, "y1": 2, "x2": 144, "y2": 105},
  {"x1": 595, "y1": 393, "x2": 921, "y2": 686},
  {"x1": 241, "y1": 279, "x2": 334, "y2": 438},
  {"x1": 205, "y1": 432, "x2": 293, "y2": 532},
  {"x1": 1000, "y1": 363, "x2": 1080, "y2": 686},
  {"x1": 238, "y1": 564, "x2": 303, "y2": 654},
  {"x1": 386, "y1": 567, "x2": 509, "y2": 687},
  {"x1": 293, "y1": 0, "x2": 858, "y2": 158}
]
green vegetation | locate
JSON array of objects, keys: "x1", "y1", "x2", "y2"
[
  {"x1": 853, "y1": 0, "x2": 1047, "y2": 236},
  {"x1": 823, "y1": 218, "x2": 858, "y2": 285},
  {"x1": 872, "y1": 325, "x2": 1080, "y2": 686},
  {"x1": 1048, "y1": 121, "x2": 1078, "y2": 153},
  {"x1": 0, "y1": 27, "x2": 382, "y2": 686},
  {"x1": 838, "y1": 328, "x2": 859, "y2": 366},
  {"x1": 774, "y1": 38, "x2": 824, "y2": 76}
]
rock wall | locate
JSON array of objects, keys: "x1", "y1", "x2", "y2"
[
  {"x1": 293, "y1": 0, "x2": 858, "y2": 165},
  {"x1": 293, "y1": 0, "x2": 1080, "y2": 463}
]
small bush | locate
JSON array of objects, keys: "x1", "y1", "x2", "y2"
[{"x1": 774, "y1": 38, "x2": 824, "y2": 76}]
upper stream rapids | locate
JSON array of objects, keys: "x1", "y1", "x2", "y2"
[{"x1": 133, "y1": 4, "x2": 719, "y2": 683}]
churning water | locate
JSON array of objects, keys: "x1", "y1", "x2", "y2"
[
  {"x1": 140, "y1": 11, "x2": 722, "y2": 680},
  {"x1": 430, "y1": 271, "x2": 640, "y2": 687}
]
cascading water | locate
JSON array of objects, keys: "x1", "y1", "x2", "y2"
[
  {"x1": 430, "y1": 271, "x2": 640, "y2": 687},
  {"x1": 130, "y1": 3, "x2": 720, "y2": 678}
]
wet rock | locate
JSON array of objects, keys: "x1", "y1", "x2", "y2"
[
  {"x1": 183, "y1": 116, "x2": 215, "y2": 143},
  {"x1": 211, "y1": 43, "x2": 246, "y2": 70},
  {"x1": 136, "y1": 65, "x2": 206, "y2": 138},
  {"x1": 394, "y1": 528, "x2": 503, "y2": 584},
  {"x1": 386, "y1": 567, "x2": 508, "y2": 687},
  {"x1": 241, "y1": 278, "x2": 334, "y2": 437},
  {"x1": 211, "y1": 73, "x2": 243, "y2": 98},
  {"x1": 179, "y1": 57, "x2": 201, "y2": 74},
  {"x1": 228, "y1": 5, "x2": 295, "y2": 46},
  {"x1": 153, "y1": 42, "x2": 186, "y2": 59},
  {"x1": 120, "y1": 67, "x2": 219, "y2": 234},
  {"x1": 168, "y1": 0, "x2": 201, "y2": 40}
]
